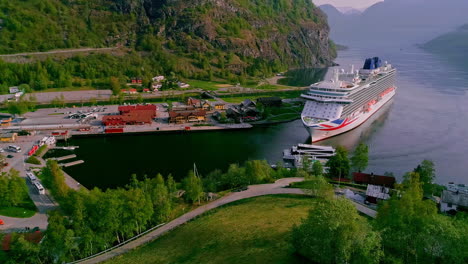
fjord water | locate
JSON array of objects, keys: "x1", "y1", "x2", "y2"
[{"x1": 63, "y1": 45, "x2": 468, "y2": 189}]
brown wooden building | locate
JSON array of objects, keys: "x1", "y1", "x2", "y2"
[{"x1": 168, "y1": 110, "x2": 207, "y2": 124}]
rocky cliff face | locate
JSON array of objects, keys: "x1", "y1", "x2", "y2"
[
  {"x1": 112, "y1": 0, "x2": 336, "y2": 68},
  {"x1": 0, "y1": 0, "x2": 335, "y2": 75}
]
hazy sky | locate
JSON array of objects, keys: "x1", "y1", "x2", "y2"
[{"x1": 313, "y1": 0, "x2": 383, "y2": 9}]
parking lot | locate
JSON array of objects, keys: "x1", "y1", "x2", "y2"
[{"x1": 21, "y1": 105, "x2": 119, "y2": 126}]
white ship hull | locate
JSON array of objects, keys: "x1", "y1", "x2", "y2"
[{"x1": 304, "y1": 88, "x2": 396, "y2": 142}]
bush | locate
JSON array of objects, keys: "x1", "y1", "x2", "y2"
[
  {"x1": 33, "y1": 145, "x2": 48, "y2": 157},
  {"x1": 292, "y1": 198, "x2": 382, "y2": 264},
  {"x1": 25, "y1": 156, "x2": 41, "y2": 165}
]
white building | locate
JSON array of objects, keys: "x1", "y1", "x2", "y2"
[
  {"x1": 40, "y1": 136, "x2": 56, "y2": 146},
  {"x1": 440, "y1": 184, "x2": 468, "y2": 212},
  {"x1": 366, "y1": 184, "x2": 391, "y2": 202},
  {"x1": 152, "y1": 83, "x2": 162, "y2": 91},
  {"x1": 177, "y1": 82, "x2": 190, "y2": 88},
  {"x1": 9, "y1": 86, "x2": 19, "y2": 94},
  {"x1": 152, "y1": 76, "x2": 165, "y2": 82}
]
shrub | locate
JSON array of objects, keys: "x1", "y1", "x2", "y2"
[{"x1": 25, "y1": 156, "x2": 41, "y2": 165}]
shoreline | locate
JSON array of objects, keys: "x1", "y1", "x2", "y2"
[{"x1": 69, "y1": 123, "x2": 253, "y2": 138}]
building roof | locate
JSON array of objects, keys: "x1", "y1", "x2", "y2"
[
  {"x1": 168, "y1": 110, "x2": 206, "y2": 118},
  {"x1": 241, "y1": 99, "x2": 256, "y2": 107},
  {"x1": 187, "y1": 97, "x2": 201, "y2": 105},
  {"x1": 353, "y1": 172, "x2": 395, "y2": 187},
  {"x1": 0, "y1": 132, "x2": 17, "y2": 138},
  {"x1": 103, "y1": 110, "x2": 155, "y2": 125},
  {"x1": 118, "y1": 104, "x2": 157, "y2": 113},
  {"x1": 441, "y1": 190, "x2": 468, "y2": 207},
  {"x1": 2, "y1": 231, "x2": 44, "y2": 251},
  {"x1": 366, "y1": 184, "x2": 391, "y2": 200},
  {"x1": 257, "y1": 97, "x2": 282, "y2": 103}
]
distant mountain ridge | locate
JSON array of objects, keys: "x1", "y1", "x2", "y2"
[
  {"x1": 422, "y1": 24, "x2": 468, "y2": 68},
  {"x1": 319, "y1": 0, "x2": 468, "y2": 45}
]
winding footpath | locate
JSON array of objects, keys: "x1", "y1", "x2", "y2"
[{"x1": 78, "y1": 178, "x2": 376, "y2": 264}]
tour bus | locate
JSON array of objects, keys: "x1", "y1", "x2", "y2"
[
  {"x1": 33, "y1": 181, "x2": 45, "y2": 195},
  {"x1": 26, "y1": 172, "x2": 38, "y2": 183},
  {"x1": 8, "y1": 145, "x2": 21, "y2": 153}
]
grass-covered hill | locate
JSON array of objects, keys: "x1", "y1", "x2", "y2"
[{"x1": 0, "y1": 0, "x2": 336, "y2": 92}]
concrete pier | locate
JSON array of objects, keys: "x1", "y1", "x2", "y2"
[
  {"x1": 50, "y1": 154, "x2": 77, "y2": 161},
  {"x1": 60, "y1": 160, "x2": 84, "y2": 167}
]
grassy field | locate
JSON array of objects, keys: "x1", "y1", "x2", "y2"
[
  {"x1": 0, "y1": 197, "x2": 37, "y2": 218},
  {"x1": 34, "y1": 86, "x2": 98, "y2": 93},
  {"x1": 219, "y1": 90, "x2": 304, "y2": 103},
  {"x1": 186, "y1": 79, "x2": 233, "y2": 91},
  {"x1": 109, "y1": 195, "x2": 316, "y2": 264},
  {"x1": 267, "y1": 113, "x2": 300, "y2": 122}
]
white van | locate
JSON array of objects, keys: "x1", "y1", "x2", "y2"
[{"x1": 8, "y1": 145, "x2": 21, "y2": 153}]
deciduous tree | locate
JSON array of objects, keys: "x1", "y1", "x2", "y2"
[
  {"x1": 351, "y1": 143, "x2": 369, "y2": 172},
  {"x1": 376, "y1": 171, "x2": 468, "y2": 263},
  {"x1": 311, "y1": 160, "x2": 323, "y2": 177},
  {"x1": 292, "y1": 198, "x2": 382, "y2": 264},
  {"x1": 414, "y1": 159, "x2": 436, "y2": 195},
  {"x1": 326, "y1": 145, "x2": 350, "y2": 179},
  {"x1": 183, "y1": 171, "x2": 204, "y2": 204}
]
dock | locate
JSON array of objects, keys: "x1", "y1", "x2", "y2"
[
  {"x1": 50, "y1": 154, "x2": 77, "y2": 161},
  {"x1": 60, "y1": 160, "x2": 84, "y2": 167},
  {"x1": 283, "y1": 144, "x2": 336, "y2": 169},
  {"x1": 61, "y1": 169, "x2": 87, "y2": 191},
  {"x1": 52, "y1": 146, "x2": 79, "y2": 150}
]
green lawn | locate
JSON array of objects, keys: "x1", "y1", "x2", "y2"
[
  {"x1": 186, "y1": 79, "x2": 233, "y2": 91},
  {"x1": 290, "y1": 180, "x2": 367, "y2": 191},
  {"x1": 0, "y1": 197, "x2": 37, "y2": 218},
  {"x1": 219, "y1": 90, "x2": 304, "y2": 103},
  {"x1": 109, "y1": 195, "x2": 316, "y2": 264},
  {"x1": 34, "y1": 86, "x2": 97, "y2": 93},
  {"x1": 267, "y1": 113, "x2": 300, "y2": 122}
]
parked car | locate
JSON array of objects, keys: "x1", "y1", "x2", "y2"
[{"x1": 7, "y1": 154, "x2": 14, "y2": 158}]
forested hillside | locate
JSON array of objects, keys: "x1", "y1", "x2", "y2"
[
  {"x1": 422, "y1": 24, "x2": 468, "y2": 68},
  {"x1": 0, "y1": 0, "x2": 336, "y2": 92}
]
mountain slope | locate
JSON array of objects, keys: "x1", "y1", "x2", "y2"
[
  {"x1": 423, "y1": 24, "x2": 468, "y2": 68},
  {"x1": 320, "y1": 0, "x2": 468, "y2": 45},
  {"x1": 0, "y1": 0, "x2": 336, "y2": 68}
]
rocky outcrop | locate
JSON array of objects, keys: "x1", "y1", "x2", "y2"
[{"x1": 113, "y1": 0, "x2": 336, "y2": 68}]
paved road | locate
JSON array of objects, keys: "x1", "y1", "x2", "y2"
[
  {"x1": 0, "y1": 47, "x2": 119, "y2": 57},
  {"x1": 79, "y1": 177, "x2": 376, "y2": 264},
  {"x1": 0, "y1": 135, "x2": 57, "y2": 232}
]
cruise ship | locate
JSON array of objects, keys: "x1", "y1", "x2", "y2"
[{"x1": 301, "y1": 57, "x2": 397, "y2": 142}]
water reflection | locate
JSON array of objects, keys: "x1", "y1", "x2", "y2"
[{"x1": 318, "y1": 98, "x2": 394, "y2": 151}]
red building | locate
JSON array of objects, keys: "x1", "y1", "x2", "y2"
[
  {"x1": 2, "y1": 231, "x2": 44, "y2": 251},
  {"x1": 102, "y1": 105, "x2": 157, "y2": 126},
  {"x1": 118, "y1": 105, "x2": 157, "y2": 114},
  {"x1": 353, "y1": 172, "x2": 395, "y2": 188}
]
